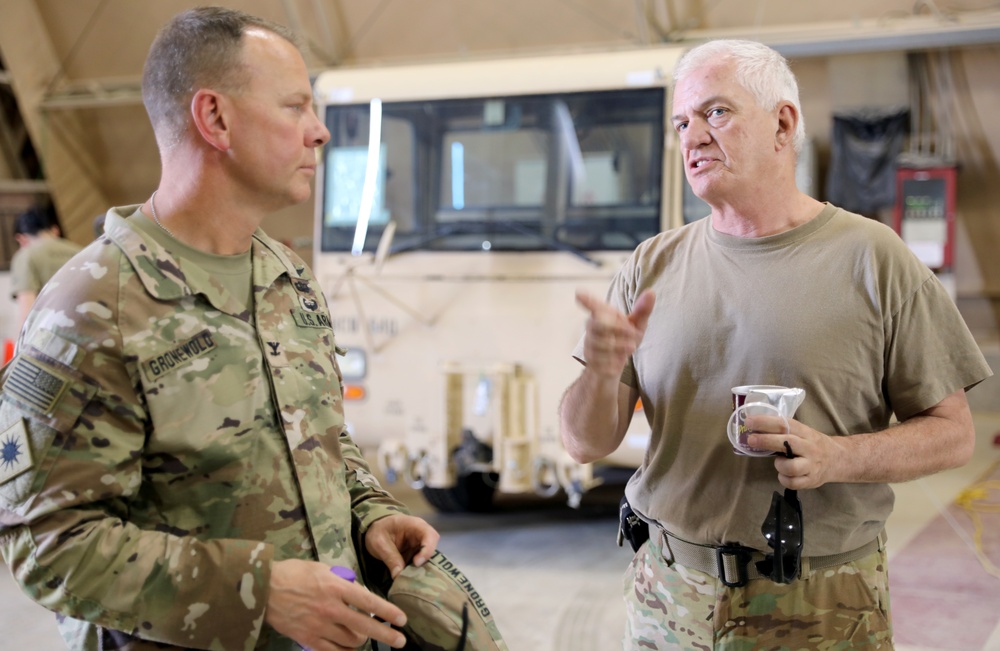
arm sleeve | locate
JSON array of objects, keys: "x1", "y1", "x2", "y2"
[
  {"x1": 0, "y1": 279, "x2": 273, "y2": 650},
  {"x1": 8, "y1": 248, "x2": 38, "y2": 298},
  {"x1": 885, "y1": 273, "x2": 993, "y2": 420},
  {"x1": 340, "y1": 429, "x2": 411, "y2": 534},
  {"x1": 326, "y1": 328, "x2": 409, "y2": 535}
]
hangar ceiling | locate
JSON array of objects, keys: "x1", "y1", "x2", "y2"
[{"x1": 0, "y1": 0, "x2": 998, "y2": 248}]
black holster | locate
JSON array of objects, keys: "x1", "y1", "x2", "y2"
[{"x1": 617, "y1": 495, "x2": 650, "y2": 553}]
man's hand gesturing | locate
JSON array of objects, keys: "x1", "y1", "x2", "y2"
[{"x1": 577, "y1": 289, "x2": 656, "y2": 380}]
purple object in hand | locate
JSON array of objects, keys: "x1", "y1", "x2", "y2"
[{"x1": 331, "y1": 566, "x2": 357, "y2": 582}]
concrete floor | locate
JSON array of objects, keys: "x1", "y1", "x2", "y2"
[{"x1": 3, "y1": 413, "x2": 1000, "y2": 650}]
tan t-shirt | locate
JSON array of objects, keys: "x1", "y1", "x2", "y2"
[
  {"x1": 10, "y1": 235, "x2": 83, "y2": 298},
  {"x1": 579, "y1": 204, "x2": 992, "y2": 556}
]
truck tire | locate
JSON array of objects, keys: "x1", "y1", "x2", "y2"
[{"x1": 421, "y1": 472, "x2": 498, "y2": 513}]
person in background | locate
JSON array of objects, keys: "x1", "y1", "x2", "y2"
[
  {"x1": 91, "y1": 212, "x2": 106, "y2": 238},
  {"x1": 560, "y1": 39, "x2": 991, "y2": 650},
  {"x1": 0, "y1": 7, "x2": 506, "y2": 651},
  {"x1": 9, "y1": 202, "x2": 82, "y2": 330}
]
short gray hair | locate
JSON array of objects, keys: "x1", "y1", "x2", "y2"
[
  {"x1": 673, "y1": 39, "x2": 806, "y2": 153},
  {"x1": 141, "y1": 6, "x2": 301, "y2": 150}
]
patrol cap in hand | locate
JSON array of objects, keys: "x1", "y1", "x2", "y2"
[{"x1": 387, "y1": 549, "x2": 508, "y2": 651}]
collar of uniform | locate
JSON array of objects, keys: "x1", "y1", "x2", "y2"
[
  {"x1": 103, "y1": 206, "x2": 252, "y2": 316},
  {"x1": 105, "y1": 206, "x2": 314, "y2": 311},
  {"x1": 250, "y1": 229, "x2": 314, "y2": 292},
  {"x1": 104, "y1": 206, "x2": 190, "y2": 302}
]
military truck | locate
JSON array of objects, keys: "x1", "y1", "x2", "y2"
[{"x1": 311, "y1": 46, "x2": 689, "y2": 511}]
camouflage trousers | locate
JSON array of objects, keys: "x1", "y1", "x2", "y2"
[{"x1": 622, "y1": 534, "x2": 893, "y2": 651}]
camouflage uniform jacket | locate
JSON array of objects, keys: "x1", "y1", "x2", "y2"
[{"x1": 0, "y1": 206, "x2": 408, "y2": 650}]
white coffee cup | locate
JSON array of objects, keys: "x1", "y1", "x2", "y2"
[
  {"x1": 731, "y1": 384, "x2": 789, "y2": 410},
  {"x1": 727, "y1": 386, "x2": 806, "y2": 456}
]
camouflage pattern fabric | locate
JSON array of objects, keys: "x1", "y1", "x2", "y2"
[
  {"x1": 357, "y1": 540, "x2": 508, "y2": 651},
  {"x1": 622, "y1": 536, "x2": 893, "y2": 651},
  {"x1": 0, "y1": 206, "x2": 410, "y2": 650}
]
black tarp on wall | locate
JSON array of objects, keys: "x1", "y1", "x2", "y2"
[{"x1": 826, "y1": 108, "x2": 910, "y2": 215}]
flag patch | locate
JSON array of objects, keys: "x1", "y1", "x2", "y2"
[
  {"x1": 6, "y1": 356, "x2": 69, "y2": 414},
  {"x1": 0, "y1": 419, "x2": 33, "y2": 485}
]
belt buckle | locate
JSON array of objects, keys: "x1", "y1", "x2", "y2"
[{"x1": 716, "y1": 544, "x2": 752, "y2": 587}]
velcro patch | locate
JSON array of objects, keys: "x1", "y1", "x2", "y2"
[
  {"x1": 0, "y1": 419, "x2": 33, "y2": 485},
  {"x1": 291, "y1": 309, "x2": 332, "y2": 329},
  {"x1": 6, "y1": 356, "x2": 69, "y2": 414},
  {"x1": 140, "y1": 330, "x2": 217, "y2": 382}
]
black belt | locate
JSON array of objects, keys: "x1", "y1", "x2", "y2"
[{"x1": 650, "y1": 525, "x2": 885, "y2": 587}]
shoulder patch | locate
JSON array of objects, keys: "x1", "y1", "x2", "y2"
[
  {"x1": 5, "y1": 356, "x2": 70, "y2": 414},
  {"x1": 29, "y1": 329, "x2": 84, "y2": 367},
  {"x1": 0, "y1": 419, "x2": 33, "y2": 485}
]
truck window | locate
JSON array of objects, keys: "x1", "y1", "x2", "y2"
[{"x1": 319, "y1": 87, "x2": 665, "y2": 254}]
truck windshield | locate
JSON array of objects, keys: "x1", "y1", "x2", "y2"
[{"x1": 319, "y1": 87, "x2": 665, "y2": 253}]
